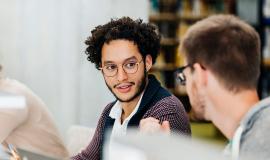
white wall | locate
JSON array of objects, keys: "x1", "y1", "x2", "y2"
[{"x1": 0, "y1": 0, "x2": 148, "y2": 135}]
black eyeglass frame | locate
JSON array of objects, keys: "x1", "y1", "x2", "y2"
[{"x1": 175, "y1": 64, "x2": 192, "y2": 85}]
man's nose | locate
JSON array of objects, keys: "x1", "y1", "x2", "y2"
[{"x1": 116, "y1": 66, "x2": 128, "y2": 82}]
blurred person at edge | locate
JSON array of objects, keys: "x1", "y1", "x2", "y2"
[
  {"x1": 0, "y1": 65, "x2": 69, "y2": 159},
  {"x1": 72, "y1": 17, "x2": 191, "y2": 160},
  {"x1": 140, "y1": 14, "x2": 270, "y2": 160}
]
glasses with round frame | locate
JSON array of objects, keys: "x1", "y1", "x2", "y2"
[
  {"x1": 175, "y1": 64, "x2": 191, "y2": 85},
  {"x1": 99, "y1": 59, "x2": 144, "y2": 77}
]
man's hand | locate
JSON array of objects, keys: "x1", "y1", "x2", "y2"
[{"x1": 139, "y1": 117, "x2": 171, "y2": 134}]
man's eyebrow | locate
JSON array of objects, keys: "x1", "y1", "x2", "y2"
[
  {"x1": 124, "y1": 56, "x2": 137, "y2": 62},
  {"x1": 103, "y1": 61, "x2": 115, "y2": 65},
  {"x1": 103, "y1": 56, "x2": 138, "y2": 65}
]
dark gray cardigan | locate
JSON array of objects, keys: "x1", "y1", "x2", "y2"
[{"x1": 72, "y1": 75, "x2": 191, "y2": 160}]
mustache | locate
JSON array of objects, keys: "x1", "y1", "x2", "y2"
[{"x1": 113, "y1": 82, "x2": 135, "y2": 88}]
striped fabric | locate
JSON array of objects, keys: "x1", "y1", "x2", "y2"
[{"x1": 72, "y1": 75, "x2": 191, "y2": 160}]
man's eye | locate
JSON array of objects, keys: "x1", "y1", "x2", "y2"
[
  {"x1": 105, "y1": 65, "x2": 117, "y2": 70},
  {"x1": 125, "y1": 62, "x2": 136, "y2": 69}
]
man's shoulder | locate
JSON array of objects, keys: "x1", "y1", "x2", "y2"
[
  {"x1": 257, "y1": 103, "x2": 270, "y2": 119},
  {"x1": 240, "y1": 111, "x2": 270, "y2": 159},
  {"x1": 250, "y1": 105, "x2": 270, "y2": 130},
  {"x1": 148, "y1": 85, "x2": 172, "y2": 103},
  {"x1": 0, "y1": 78, "x2": 40, "y2": 102},
  {"x1": 244, "y1": 99, "x2": 270, "y2": 129},
  {"x1": 240, "y1": 103, "x2": 270, "y2": 158},
  {"x1": 0, "y1": 78, "x2": 29, "y2": 92},
  {"x1": 154, "y1": 85, "x2": 182, "y2": 105},
  {"x1": 151, "y1": 95, "x2": 184, "y2": 113},
  {"x1": 156, "y1": 85, "x2": 172, "y2": 97}
]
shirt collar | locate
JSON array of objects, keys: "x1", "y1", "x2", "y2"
[
  {"x1": 109, "y1": 101, "x2": 122, "y2": 119},
  {"x1": 109, "y1": 91, "x2": 144, "y2": 121}
]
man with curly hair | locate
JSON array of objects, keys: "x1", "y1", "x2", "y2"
[{"x1": 72, "y1": 17, "x2": 191, "y2": 160}]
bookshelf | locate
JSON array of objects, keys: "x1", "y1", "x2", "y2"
[
  {"x1": 148, "y1": 0, "x2": 236, "y2": 146},
  {"x1": 149, "y1": 0, "x2": 236, "y2": 112},
  {"x1": 259, "y1": 0, "x2": 270, "y2": 98}
]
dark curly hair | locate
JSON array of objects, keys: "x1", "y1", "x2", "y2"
[{"x1": 85, "y1": 17, "x2": 161, "y2": 69}]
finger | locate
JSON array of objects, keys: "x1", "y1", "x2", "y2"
[
  {"x1": 140, "y1": 120, "x2": 161, "y2": 133},
  {"x1": 140, "y1": 120, "x2": 159, "y2": 129},
  {"x1": 140, "y1": 117, "x2": 159, "y2": 126},
  {"x1": 141, "y1": 123, "x2": 161, "y2": 134},
  {"x1": 161, "y1": 121, "x2": 171, "y2": 134},
  {"x1": 146, "y1": 117, "x2": 160, "y2": 122}
]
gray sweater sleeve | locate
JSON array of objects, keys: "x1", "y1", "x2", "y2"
[{"x1": 240, "y1": 107, "x2": 270, "y2": 160}]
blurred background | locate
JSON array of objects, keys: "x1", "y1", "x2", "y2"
[{"x1": 0, "y1": 0, "x2": 269, "y2": 146}]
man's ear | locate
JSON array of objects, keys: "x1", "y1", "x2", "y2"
[
  {"x1": 145, "y1": 55, "x2": 153, "y2": 72},
  {"x1": 193, "y1": 63, "x2": 208, "y2": 88}
]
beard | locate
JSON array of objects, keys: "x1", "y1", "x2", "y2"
[
  {"x1": 188, "y1": 81, "x2": 206, "y2": 121},
  {"x1": 105, "y1": 69, "x2": 147, "y2": 102},
  {"x1": 190, "y1": 103, "x2": 205, "y2": 121}
]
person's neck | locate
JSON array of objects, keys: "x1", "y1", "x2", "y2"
[
  {"x1": 120, "y1": 94, "x2": 142, "y2": 122},
  {"x1": 120, "y1": 78, "x2": 148, "y2": 123},
  {"x1": 210, "y1": 89, "x2": 259, "y2": 139}
]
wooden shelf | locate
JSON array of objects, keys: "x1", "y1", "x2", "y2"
[
  {"x1": 263, "y1": 58, "x2": 270, "y2": 67},
  {"x1": 180, "y1": 14, "x2": 208, "y2": 22},
  {"x1": 171, "y1": 89, "x2": 191, "y2": 112},
  {"x1": 151, "y1": 63, "x2": 176, "y2": 72},
  {"x1": 149, "y1": 13, "x2": 208, "y2": 23},
  {"x1": 171, "y1": 87, "x2": 187, "y2": 97},
  {"x1": 161, "y1": 38, "x2": 180, "y2": 46},
  {"x1": 149, "y1": 13, "x2": 180, "y2": 22},
  {"x1": 148, "y1": 1, "x2": 225, "y2": 113}
]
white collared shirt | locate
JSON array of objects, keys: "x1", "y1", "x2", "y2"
[{"x1": 109, "y1": 93, "x2": 144, "y2": 138}]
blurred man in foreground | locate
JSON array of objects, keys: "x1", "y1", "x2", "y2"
[{"x1": 0, "y1": 66, "x2": 69, "y2": 159}]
